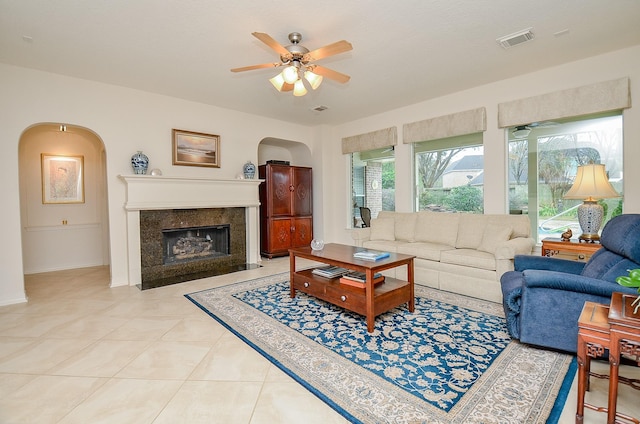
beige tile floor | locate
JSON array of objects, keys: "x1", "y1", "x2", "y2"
[{"x1": 0, "y1": 260, "x2": 638, "y2": 423}]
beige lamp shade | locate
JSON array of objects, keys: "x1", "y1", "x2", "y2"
[
  {"x1": 564, "y1": 163, "x2": 620, "y2": 242},
  {"x1": 564, "y1": 164, "x2": 620, "y2": 201}
]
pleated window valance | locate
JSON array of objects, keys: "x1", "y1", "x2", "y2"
[
  {"x1": 498, "y1": 77, "x2": 631, "y2": 128},
  {"x1": 341, "y1": 126, "x2": 397, "y2": 154},
  {"x1": 402, "y1": 107, "x2": 486, "y2": 144}
]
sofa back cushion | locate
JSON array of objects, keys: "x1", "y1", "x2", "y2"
[
  {"x1": 393, "y1": 212, "x2": 418, "y2": 242},
  {"x1": 456, "y1": 214, "x2": 531, "y2": 249},
  {"x1": 414, "y1": 211, "x2": 459, "y2": 247},
  {"x1": 456, "y1": 214, "x2": 487, "y2": 248},
  {"x1": 477, "y1": 224, "x2": 513, "y2": 254},
  {"x1": 369, "y1": 217, "x2": 395, "y2": 241}
]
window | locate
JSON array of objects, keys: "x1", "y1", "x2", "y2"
[
  {"x1": 507, "y1": 113, "x2": 623, "y2": 242},
  {"x1": 351, "y1": 147, "x2": 395, "y2": 228},
  {"x1": 413, "y1": 133, "x2": 484, "y2": 213}
]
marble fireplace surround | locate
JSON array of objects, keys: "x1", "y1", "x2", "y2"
[{"x1": 119, "y1": 175, "x2": 262, "y2": 286}]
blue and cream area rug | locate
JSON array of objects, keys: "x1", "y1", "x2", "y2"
[{"x1": 186, "y1": 272, "x2": 575, "y2": 423}]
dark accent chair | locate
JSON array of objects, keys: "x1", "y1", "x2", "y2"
[
  {"x1": 500, "y1": 214, "x2": 640, "y2": 353},
  {"x1": 360, "y1": 207, "x2": 371, "y2": 228}
]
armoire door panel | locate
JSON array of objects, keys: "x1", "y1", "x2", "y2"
[
  {"x1": 268, "y1": 165, "x2": 292, "y2": 216},
  {"x1": 292, "y1": 217, "x2": 313, "y2": 248},
  {"x1": 267, "y1": 218, "x2": 292, "y2": 253},
  {"x1": 292, "y1": 167, "x2": 312, "y2": 216}
]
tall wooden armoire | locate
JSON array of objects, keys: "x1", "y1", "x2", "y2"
[{"x1": 259, "y1": 163, "x2": 313, "y2": 258}]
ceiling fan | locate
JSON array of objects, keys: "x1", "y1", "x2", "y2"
[
  {"x1": 512, "y1": 121, "x2": 560, "y2": 138},
  {"x1": 230, "y1": 32, "x2": 352, "y2": 96}
]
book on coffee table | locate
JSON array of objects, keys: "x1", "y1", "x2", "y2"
[
  {"x1": 311, "y1": 265, "x2": 349, "y2": 279},
  {"x1": 339, "y1": 271, "x2": 385, "y2": 288},
  {"x1": 353, "y1": 251, "x2": 390, "y2": 261}
]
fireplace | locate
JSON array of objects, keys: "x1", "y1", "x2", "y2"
[
  {"x1": 162, "y1": 225, "x2": 230, "y2": 265},
  {"x1": 139, "y1": 207, "x2": 249, "y2": 289},
  {"x1": 119, "y1": 175, "x2": 263, "y2": 289}
]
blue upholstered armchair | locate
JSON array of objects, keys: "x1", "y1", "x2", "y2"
[{"x1": 500, "y1": 214, "x2": 640, "y2": 353}]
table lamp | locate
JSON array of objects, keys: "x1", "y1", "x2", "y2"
[{"x1": 564, "y1": 163, "x2": 620, "y2": 243}]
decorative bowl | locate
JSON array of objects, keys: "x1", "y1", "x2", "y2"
[{"x1": 310, "y1": 239, "x2": 324, "y2": 251}]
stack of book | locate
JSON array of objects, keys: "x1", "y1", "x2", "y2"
[
  {"x1": 339, "y1": 271, "x2": 385, "y2": 288},
  {"x1": 353, "y1": 250, "x2": 390, "y2": 261},
  {"x1": 311, "y1": 265, "x2": 349, "y2": 279}
]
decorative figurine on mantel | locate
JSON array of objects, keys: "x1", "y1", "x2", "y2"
[
  {"x1": 243, "y1": 161, "x2": 256, "y2": 179},
  {"x1": 561, "y1": 228, "x2": 572, "y2": 241},
  {"x1": 131, "y1": 151, "x2": 149, "y2": 175}
]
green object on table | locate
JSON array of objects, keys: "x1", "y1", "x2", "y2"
[{"x1": 616, "y1": 268, "x2": 640, "y2": 313}]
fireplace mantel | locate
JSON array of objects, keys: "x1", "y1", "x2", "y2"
[
  {"x1": 119, "y1": 175, "x2": 263, "y2": 210},
  {"x1": 119, "y1": 175, "x2": 263, "y2": 285}
]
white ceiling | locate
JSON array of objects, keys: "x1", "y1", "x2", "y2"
[{"x1": 1, "y1": 0, "x2": 640, "y2": 126}]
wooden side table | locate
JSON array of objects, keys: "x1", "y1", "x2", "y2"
[
  {"x1": 541, "y1": 237, "x2": 602, "y2": 262},
  {"x1": 607, "y1": 292, "x2": 640, "y2": 424},
  {"x1": 576, "y1": 301, "x2": 610, "y2": 423}
]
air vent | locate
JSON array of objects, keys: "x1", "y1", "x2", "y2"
[
  {"x1": 497, "y1": 28, "x2": 535, "y2": 49},
  {"x1": 311, "y1": 105, "x2": 328, "y2": 112}
]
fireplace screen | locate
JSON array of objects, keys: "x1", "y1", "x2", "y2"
[{"x1": 162, "y1": 225, "x2": 230, "y2": 265}]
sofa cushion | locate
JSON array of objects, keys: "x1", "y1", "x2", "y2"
[
  {"x1": 415, "y1": 211, "x2": 459, "y2": 247},
  {"x1": 455, "y1": 214, "x2": 487, "y2": 249},
  {"x1": 369, "y1": 218, "x2": 395, "y2": 241},
  {"x1": 441, "y1": 249, "x2": 497, "y2": 271},
  {"x1": 362, "y1": 240, "x2": 404, "y2": 252},
  {"x1": 477, "y1": 224, "x2": 513, "y2": 255},
  {"x1": 394, "y1": 213, "x2": 417, "y2": 242},
  {"x1": 397, "y1": 242, "x2": 455, "y2": 262}
]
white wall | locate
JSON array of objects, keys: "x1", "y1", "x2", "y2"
[
  {"x1": 323, "y1": 45, "x2": 640, "y2": 246},
  {"x1": 1, "y1": 44, "x2": 639, "y2": 305},
  {"x1": 0, "y1": 64, "x2": 313, "y2": 305}
]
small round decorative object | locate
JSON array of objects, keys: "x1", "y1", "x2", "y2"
[
  {"x1": 243, "y1": 161, "x2": 256, "y2": 179},
  {"x1": 149, "y1": 168, "x2": 162, "y2": 176},
  {"x1": 131, "y1": 151, "x2": 149, "y2": 175},
  {"x1": 310, "y1": 239, "x2": 324, "y2": 251}
]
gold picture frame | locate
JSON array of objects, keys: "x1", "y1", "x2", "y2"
[
  {"x1": 172, "y1": 129, "x2": 220, "y2": 168},
  {"x1": 41, "y1": 154, "x2": 85, "y2": 204}
]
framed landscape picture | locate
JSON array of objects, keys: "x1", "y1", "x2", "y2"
[
  {"x1": 172, "y1": 129, "x2": 220, "y2": 168},
  {"x1": 41, "y1": 154, "x2": 85, "y2": 204}
]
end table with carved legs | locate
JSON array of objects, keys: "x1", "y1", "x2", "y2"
[
  {"x1": 576, "y1": 301, "x2": 611, "y2": 423},
  {"x1": 607, "y1": 292, "x2": 640, "y2": 424}
]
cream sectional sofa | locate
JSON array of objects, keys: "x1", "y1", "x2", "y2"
[{"x1": 351, "y1": 211, "x2": 535, "y2": 303}]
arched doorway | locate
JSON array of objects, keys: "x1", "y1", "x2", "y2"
[
  {"x1": 18, "y1": 123, "x2": 110, "y2": 278},
  {"x1": 257, "y1": 137, "x2": 312, "y2": 167}
]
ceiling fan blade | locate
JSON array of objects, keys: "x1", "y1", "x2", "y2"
[
  {"x1": 304, "y1": 40, "x2": 352, "y2": 62},
  {"x1": 231, "y1": 62, "x2": 281, "y2": 73},
  {"x1": 251, "y1": 32, "x2": 290, "y2": 56},
  {"x1": 310, "y1": 65, "x2": 351, "y2": 84},
  {"x1": 281, "y1": 83, "x2": 294, "y2": 92}
]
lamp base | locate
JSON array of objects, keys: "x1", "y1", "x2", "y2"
[
  {"x1": 577, "y1": 200, "x2": 604, "y2": 244},
  {"x1": 578, "y1": 233, "x2": 600, "y2": 243}
]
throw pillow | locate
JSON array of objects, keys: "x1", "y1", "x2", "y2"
[
  {"x1": 369, "y1": 218, "x2": 395, "y2": 241},
  {"x1": 477, "y1": 224, "x2": 513, "y2": 254}
]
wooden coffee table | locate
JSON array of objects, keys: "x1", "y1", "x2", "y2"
[{"x1": 289, "y1": 243, "x2": 415, "y2": 332}]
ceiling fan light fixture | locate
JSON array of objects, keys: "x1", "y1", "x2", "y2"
[
  {"x1": 304, "y1": 70, "x2": 323, "y2": 90},
  {"x1": 293, "y1": 79, "x2": 307, "y2": 97},
  {"x1": 512, "y1": 126, "x2": 531, "y2": 139},
  {"x1": 269, "y1": 73, "x2": 287, "y2": 91},
  {"x1": 282, "y1": 65, "x2": 299, "y2": 84}
]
